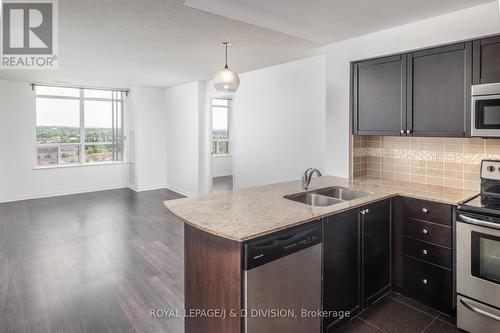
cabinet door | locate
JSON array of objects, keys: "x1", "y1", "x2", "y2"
[
  {"x1": 323, "y1": 209, "x2": 360, "y2": 330},
  {"x1": 353, "y1": 55, "x2": 407, "y2": 135},
  {"x1": 362, "y1": 199, "x2": 391, "y2": 306},
  {"x1": 473, "y1": 35, "x2": 500, "y2": 84},
  {"x1": 407, "y1": 43, "x2": 472, "y2": 137}
]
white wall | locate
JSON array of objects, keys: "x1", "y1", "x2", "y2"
[
  {"x1": 324, "y1": 2, "x2": 500, "y2": 178},
  {"x1": 0, "y1": 80, "x2": 129, "y2": 203},
  {"x1": 231, "y1": 55, "x2": 326, "y2": 189},
  {"x1": 212, "y1": 155, "x2": 233, "y2": 177},
  {"x1": 165, "y1": 81, "x2": 204, "y2": 196},
  {"x1": 128, "y1": 86, "x2": 167, "y2": 191}
]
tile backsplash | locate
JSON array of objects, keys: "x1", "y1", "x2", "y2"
[{"x1": 353, "y1": 136, "x2": 500, "y2": 191}]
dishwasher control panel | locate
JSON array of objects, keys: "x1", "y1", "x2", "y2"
[{"x1": 244, "y1": 221, "x2": 322, "y2": 270}]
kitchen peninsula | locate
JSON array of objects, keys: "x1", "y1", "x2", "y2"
[{"x1": 165, "y1": 176, "x2": 476, "y2": 333}]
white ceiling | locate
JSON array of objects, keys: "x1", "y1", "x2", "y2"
[
  {"x1": 184, "y1": 0, "x2": 494, "y2": 44},
  {"x1": 0, "y1": 0, "x2": 320, "y2": 88},
  {"x1": 0, "y1": 0, "x2": 493, "y2": 88}
]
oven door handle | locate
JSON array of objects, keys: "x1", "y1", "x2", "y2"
[
  {"x1": 458, "y1": 214, "x2": 500, "y2": 231},
  {"x1": 460, "y1": 298, "x2": 500, "y2": 322}
]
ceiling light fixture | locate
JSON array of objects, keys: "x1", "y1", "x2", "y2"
[{"x1": 213, "y1": 42, "x2": 240, "y2": 93}]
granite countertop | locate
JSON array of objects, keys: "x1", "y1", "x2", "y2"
[{"x1": 164, "y1": 176, "x2": 478, "y2": 242}]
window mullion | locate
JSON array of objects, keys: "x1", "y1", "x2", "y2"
[{"x1": 80, "y1": 88, "x2": 85, "y2": 164}]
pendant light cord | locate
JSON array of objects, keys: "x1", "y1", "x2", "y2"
[{"x1": 224, "y1": 43, "x2": 228, "y2": 69}]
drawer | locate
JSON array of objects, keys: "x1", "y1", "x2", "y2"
[
  {"x1": 403, "y1": 256, "x2": 452, "y2": 314},
  {"x1": 404, "y1": 218, "x2": 451, "y2": 247},
  {"x1": 404, "y1": 237, "x2": 452, "y2": 268},
  {"x1": 403, "y1": 197, "x2": 451, "y2": 226},
  {"x1": 458, "y1": 295, "x2": 500, "y2": 333}
]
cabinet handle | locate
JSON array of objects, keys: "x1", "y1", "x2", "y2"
[
  {"x1": 400, "y1": 130, "x2": 405, "y2": 134},
  {"x1": 406, "y1": 129, "x2": 411, "y2": 134},
  {"x1": 422, "y1": 249, "x2": 428, "y2": 255},
  {"x1": 422, "y1": 229, "x2": 429, "y2": 235},
  {"x1": 422, "y1": 208, "x2": 429, "y2": 214},
  {"x1": 365, "y1": 209, "x2": 370, "y2": 214},
  {"x1": 360, "y1": 209, "x2": 366, "y2": 215},
  {"x1": 422, "y1": 278, "x2": 428, "y2": 285},
  {"x1": 459, "y1": 298, "x2": 500, "y2": 323}
]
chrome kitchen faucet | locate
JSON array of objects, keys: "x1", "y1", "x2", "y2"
[{"x1": 302, "y1": 168, "x2": 322, "y2": 191}]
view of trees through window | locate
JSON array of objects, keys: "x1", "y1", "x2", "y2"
[
  {"x1": 211, "y1": 98, "x2": 231, "y2": 156},
  {"x1": 35, "y1": 86, "x2": 125, "y2": 166}
]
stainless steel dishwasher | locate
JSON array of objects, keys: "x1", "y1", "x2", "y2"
[{"x1": 243, "y1": 222, "x2": 322, "y2": 333}]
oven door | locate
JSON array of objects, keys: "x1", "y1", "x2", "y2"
[
  {"x1": 471, "y1": 95, "x2": 500, "y2": 137},
  {"x1": 457, "y1": 212, "x2": 500, "y2": 309}
]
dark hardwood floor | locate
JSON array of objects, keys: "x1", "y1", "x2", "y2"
[{"x1": 0, "y1": 188, "x2": 185, "y2": 333}]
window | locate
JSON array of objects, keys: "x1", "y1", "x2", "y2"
[
  {"x1": 35, "y1": 85, "x2": 125, "y2": 166},
  {"x1": 211, "y1": 98, "x2": 232, "y2": 156}
]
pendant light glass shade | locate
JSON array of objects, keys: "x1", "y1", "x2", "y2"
[{"x1": 213, "y1": 42, "x2": 240, "y2": 93}]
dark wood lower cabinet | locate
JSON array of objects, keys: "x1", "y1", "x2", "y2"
[
  {"x1": 403, "y1": 256, "x2": 453, "y2": 314},
  {"x1": 362, "y1": 199, "x2": 392, "y2": 306},
  {"x1": 323, "y1": 199, "x2": 392, "y2": 332},
  {"x1": 392, "y1": 196, "x2": 455, "y2": 315},
  {"x1": 323, "y1": 209, "x2": 361, "y2": 331}
]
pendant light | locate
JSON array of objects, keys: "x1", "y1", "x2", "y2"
[{"x1": 213, "y1": 42, "x2": 240, "y2": 93}]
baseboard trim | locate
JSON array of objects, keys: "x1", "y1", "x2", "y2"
[
  {"x1": 0, "y1": 185, "x2": 129, "y2": 204},
  {"x1": 128, "y1": 185, "x2": 167, "y2": 192},
  {"x1": 165, "y1": 185, "x2": 196, "y2": 197}
]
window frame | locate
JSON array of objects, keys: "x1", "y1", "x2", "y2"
[
  {"x1": 211, "y1": 97, "x2": 232, "y2": 157},
  {"x1": 34, "y1": 85, "x2": 126, "y2": 168}
]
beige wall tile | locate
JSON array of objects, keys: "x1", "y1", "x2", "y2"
[
  {"x1": 409, "y1": 174, "x2": 426, "y2": 184},
  {"x1": 444, "y1": 162, "x2": 464, "y2": 172},
  {"x1": 427, "y1": 161, "x2": 444, "y2": 169},
  {"x1": 464, "y1": 145, "x2": 485, "y2": 154},
  {"x1": 382, "y1": 171, "x2": 395, "y2": 180},
  {"x1": 427, "y1": 176, "x2": 444, "y2": 186},
  {"x1": 464, "y1": 180, "x2": 480, "y2": 191},
  {"x1": 444, "y1": 178, "x2": 464, "y2": 189},
  {"x1": 352, "y1": 135, "x2": 493, "y2": 190},
  {"x1": 395, "y1": 173, "x2": 409, "y2": 182},
  {"x1": 464, "y1": 172, "x2": 479, "y2": 181}
]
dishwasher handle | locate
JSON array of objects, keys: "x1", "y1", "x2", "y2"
[{"x1": 244, "y1": 221, "x2": 322, "y2": 270}]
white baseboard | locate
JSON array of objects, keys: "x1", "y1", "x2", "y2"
[
  {"x1": 128, "y1": 185, "x2": 167, "y2": 192},
  {"x1": 0, "y1": 185, "x2": 129, "y2": 204},
  {"x1": 165, "y1": 185, "x2": 196, "y2": 197}
]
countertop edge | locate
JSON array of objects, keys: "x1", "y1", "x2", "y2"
[{"x1": 164, "y1": 189, "x2": 477, "y2": 242}]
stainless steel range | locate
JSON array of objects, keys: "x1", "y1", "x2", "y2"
[{"x1": 457, "y1": 160, "x2": 500, "y2": 333}]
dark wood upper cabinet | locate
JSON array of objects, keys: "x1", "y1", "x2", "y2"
[
  {"x1": 352, "y1": 40, "x2": 475, "y2": 137},
  {"x1": 353, "y1": 55, "x2": 406, "y2": 136},
  {"x1": 362, "y1": 199, "x2": 391, "y2": 306},
  {"x1": 407, "y1": 43, "x2": 471, "y2": 137},
  {"x1": 323, "y1": 209, "x2": 360, "y2": 331},
  {"x1": 473, "y1": 35, "x2": 500, "y2": 84}
]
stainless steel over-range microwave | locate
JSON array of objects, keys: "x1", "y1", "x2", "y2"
[{"x1": 472, "y1": 83, "x2": 500, "y2": 137}]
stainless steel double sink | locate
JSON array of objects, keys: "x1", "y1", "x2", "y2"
[{"x1": 284, "y1": 186, "x2": 371, "y2": 207}]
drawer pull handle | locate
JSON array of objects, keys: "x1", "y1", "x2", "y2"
[
  {"x1": 422, "y1": 278, "x2": 428, "y2": 285},
  {"x1": 422, "y1": 229, "x2": 429, "y2": 235},
  {"x1": 422, "y1": 249, "x2": 428, "y2": 255},
  {"x1": 422, "y1": 208, "x2": 429, "y2": 214},
  {"x1": 460, "y1": 298, "x2": 500, "y2": 323}
]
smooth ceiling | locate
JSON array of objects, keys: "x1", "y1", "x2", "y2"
[
  {"x1": 0, "y1": 0, "x2": 320, "y2": 88},
  {"x1": 183, "y1": 0, "x2": 494, "y2": 44}
]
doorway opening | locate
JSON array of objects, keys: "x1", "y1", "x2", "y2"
[{"x1": 211, "y1": 97, "x2": 233, "y2": 193}]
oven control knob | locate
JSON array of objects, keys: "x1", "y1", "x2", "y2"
[
  {"x1": 422, "y1": 229, "x2": 428, "y2": 235},
  {"x1": 422, "y1": 279, "x2": 428, "y2": 285},
  {"x1": 422, "y1": 249, "x2": 428, "y2": 255},
  {"x1": 487, "y1": 165, "x2": 495, "y2": 172}
]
